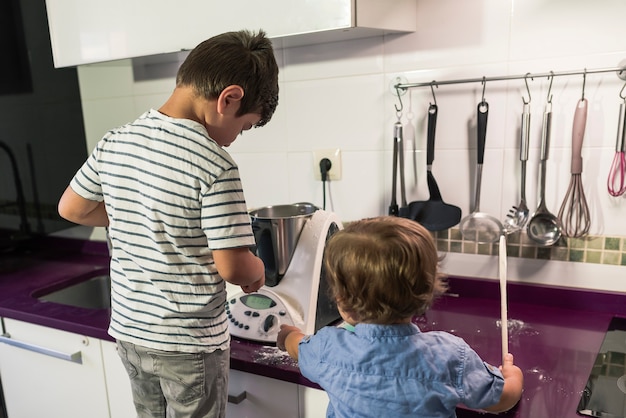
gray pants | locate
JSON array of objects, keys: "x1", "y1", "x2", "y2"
[{"x1": 116, "y1": 340, "x2": 230, "y2": 418}]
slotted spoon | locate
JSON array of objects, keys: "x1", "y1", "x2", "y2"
[{"x1": 504, "y1": 102, "x2": 530, "y2": 233}]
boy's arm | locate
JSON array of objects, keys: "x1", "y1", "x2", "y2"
[
  {"x1": 58, "y1": 186, "x2": 109, "y2": 227},
  {"x1": 213, "y1": 247, "x2": 265, "y2": 293},
  {"x1": 277, "y1": 325, "x2": 304, "y2": 360},
  {"x1": 483, "y1": 353, "x2": 524, "y2": 413}
]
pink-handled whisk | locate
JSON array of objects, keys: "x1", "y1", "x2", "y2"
[{"x1": 608, "y1": 99, "x2": 626, "y2": 197}]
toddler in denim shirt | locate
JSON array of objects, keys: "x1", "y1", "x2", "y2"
[{"x1": 278, "y1": 216, "x2": 523, "y2": 418}]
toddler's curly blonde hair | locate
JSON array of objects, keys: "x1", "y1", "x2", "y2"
[{"x1": 324, "y1": 216, "x2": 447, "y2": 324}]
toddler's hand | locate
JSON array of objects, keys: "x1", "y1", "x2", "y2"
[
  {"x1": 277, "y1": 324, "x2": 301, "y2": 351},
  {"x1": 500, "y1": 353, "x2": 522, "y2": 378}
]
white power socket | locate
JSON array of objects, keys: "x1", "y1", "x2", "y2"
[{"x1": 313, "y1": 149, "x2": 342, "y2": 181}]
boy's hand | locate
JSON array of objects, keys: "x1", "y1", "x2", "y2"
[{"x1": 241, "y1": 276, "x2": 265, "y2": 294}]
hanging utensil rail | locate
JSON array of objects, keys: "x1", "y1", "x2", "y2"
[{"x1": 392, "y1": 65, "x2": 626, "y2": 111}]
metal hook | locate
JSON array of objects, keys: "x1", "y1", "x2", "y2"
[
  {"x1": 522, "y1": 73, "x2": 532, "y2": 104},
  {"x1": 430, "y1": 81, "x2": 438, "y2": 106},
  {"x1": 481, "y1": 77, "x2": 487, "y2": 103},
  {"x1": 394, "y1": 86, "x2": 404, "y2": 112},
  {"x1": 620, "y1": 82, "x2": 626, "y2": 101},
  {"x1": 546, "y1": 71, "x2": 554, "y2": 103},
  {"x1": 581, "y1": 69, "x2": 587, "y2": 100}
]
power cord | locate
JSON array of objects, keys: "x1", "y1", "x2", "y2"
[{"x1": 319, "y1": 158, "x2": 332, "y2": 210}]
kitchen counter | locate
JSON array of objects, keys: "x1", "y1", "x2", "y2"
[
  {"x1": 0, "y1": 236, "x2": 315, "y2": 386},
  {"x1": 1, "y1": 235, "x2": 625, "y2": 417}
]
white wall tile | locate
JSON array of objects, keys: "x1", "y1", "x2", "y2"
[
  {"x1": 284, "y1": 74, "x2": 386, "y2": 152},
  {"x1": 74, "y1": 0, "x2": 626, "y2": 291},
  {"x1": 77, "y1": 60, "x2": 134, "y2": 100},
  {"x1": 383, "y1": 0, "x2": 511, "y2": 72},
  {"x1": 509, "y1": 0, "x2": 626, "y2": 62},
  {"x1": 80, "y1": 97, "x2": 135, "y2": 152},
  {"x1": 282, "y1": 37, "x2": 384, "y2": 81},
  {"x1": 132, "y1": 93, "x2": 170, "y2": 116},
  {"x1": 231, "y1": 152, "x2": 291, "y2": 210}
]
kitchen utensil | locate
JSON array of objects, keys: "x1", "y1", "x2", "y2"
[
  {"x1": 408, "y1": 104, "x2": 461, "y2": 230},
  {"x1": 607, "y1": 100, "x2": 626, "y2": 196},
  {"x1": 397, "y1": 121, "x2": 409, "y2": 217},
  {"x1": 503, "y1": 102, "x2": 531, "y2": 233},
  {"x1": 389, "y1": 120, "x2": 406, "y2": 216},
  {"x1": 499, "y1": 233, "x2": 508, "y2": 364},
  {"x1": 229, "y1": 210, "x2": 342, "y2": 343},
  {"x1": 459, "y1": 101, "x2": 503, "y2": 243},
  {"x1": 558, "y1": 98, "x2": 590, "y2": 238},
  {"x1": 527, "y1": 101, "x2": 563, "y2": 246},
  {"x1": 249, "y1": 202, "x2": 318, "y2": 286}
]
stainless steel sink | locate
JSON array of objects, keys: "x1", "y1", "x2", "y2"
[{"x1": 36, "y1": 272, "x2": 111, "y2": 309}]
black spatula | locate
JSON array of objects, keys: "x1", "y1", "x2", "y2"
[{"x1": 407, "y1": 104, "x2": 462, "y2": 230}]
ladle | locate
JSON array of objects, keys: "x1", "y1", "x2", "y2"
[
  {"x1": 527, "y1": 101, "x2": 562, "y2": 246},
  {"x1": 459, "y1": 100, "x2": 503, "y2": 244}
]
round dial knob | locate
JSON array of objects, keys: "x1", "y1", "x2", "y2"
[{"x1": 263, "y1": 314, "x2": 277, "y2": 332}]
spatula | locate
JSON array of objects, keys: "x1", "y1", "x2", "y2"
[{"x1": 408, "y1": 104, "x2": 462, "y2": 230}]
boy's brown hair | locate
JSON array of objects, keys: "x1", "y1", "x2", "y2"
[
  {"x1": 176, "y1": 29, "x2": 279, "y2": 127},
  {"x1": 324, "y1": 216, "x2": 447, "y2": 324}
]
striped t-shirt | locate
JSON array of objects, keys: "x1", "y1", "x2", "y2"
[{"x1": 70, "y1": 109, "x2": 256, "y2": 353}]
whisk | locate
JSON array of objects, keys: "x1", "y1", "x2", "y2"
[
  {"x1": 558, "y1": 98, "x2": 590, "y2": 238},
  {"x1": 608, "y1": 98, "x2": 626, "y2": 196}
]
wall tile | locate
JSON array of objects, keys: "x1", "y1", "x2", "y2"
[
  {"x1": 283, "y1": 75, "x2": 386, "y2": 153},
  {"x1": 80, "y1": 97, "x2": 136, "y2": 151},
  {"x1": 282, "y1": 37, "x2": 384, "y2": 81},
  {"x1": 383, "y1": 0, "x2": 511, "y2": 72},
  {"x1": 233, "y1": 152, "x2": 291, "y2": 209},
  {"x1": 509, "y1": 0, "x2": 626, "y2": 62},
  {"x1": 77, "y1": 60, "x2": 134, "y2": 100},
  {"x1": 74, "y1": 0, "x2": 626, "y2": 291}
]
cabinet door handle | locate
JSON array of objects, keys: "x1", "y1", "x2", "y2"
[
  {"x1": 0, "y1": 333, "x2": 83, "y2": 364},
  {"x1": 228, "y1": 391, "x2": 247, "y2": 404}
]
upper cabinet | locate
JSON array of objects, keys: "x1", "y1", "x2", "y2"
[{"x1": 44, "y1": 0, "x2": 417, "y2": 68}]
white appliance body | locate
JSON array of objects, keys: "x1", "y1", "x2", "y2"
[{"x1": 227, "y1": 210, "x2": 342, "y2": 343}]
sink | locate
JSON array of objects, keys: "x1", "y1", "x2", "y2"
[{"x1": 35, "y1": 270, "x2": 111, "y2": 310}]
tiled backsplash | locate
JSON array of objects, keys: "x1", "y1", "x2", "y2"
[{"x1": 434, "y1": 228, "x2": 626, "y2": 266}]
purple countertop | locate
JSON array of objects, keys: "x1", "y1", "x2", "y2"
[{"x1": 1, "y1": 235, "x2": 625, "y2": 417}]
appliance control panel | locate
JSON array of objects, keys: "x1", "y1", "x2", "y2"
[{"x1": 226, "y1": 290, "x2": 296, "y2": 343}]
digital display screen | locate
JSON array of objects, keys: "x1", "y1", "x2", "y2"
[{"x1": 242, "y1": 294, "x2": 275, "y2": 310}]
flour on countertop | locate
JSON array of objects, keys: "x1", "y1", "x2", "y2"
[
  {"x1": 496, "y1": 318, "x2": 539, "y2": 337},
  {"x1": 253, "y1": 345, "x2": 299, "y2": 367}
]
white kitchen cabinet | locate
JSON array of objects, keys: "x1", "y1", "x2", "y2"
[
  {"x1": 0, "y1": 318, "x2": 110, "y2": 418},
  {"x1": 101, "y1": 340, "x2": 135, "y2": 418},
  {"x1": 0, "y1": 316, "x2": 324, "y2": 418},
  {"x1": 44, "y1": 0, "x2": 416, "y2": 67},
  {"x1": 300, "y1": 386, "x2": 329, "y2": 417},
  {"x1": 227, "y1": 369, "x2": 299, "y2": 418}
]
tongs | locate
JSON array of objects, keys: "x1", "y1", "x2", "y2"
[{"x1": 389, "y1": 120, "x2": 408, "y2": 216}]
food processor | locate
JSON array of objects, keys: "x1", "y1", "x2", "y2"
[{"x1": 227, "y1": 203, "x2": 342, "y2": 343}]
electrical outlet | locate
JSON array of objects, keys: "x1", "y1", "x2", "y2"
[{"x1": 313, "y1": 149, "x2": 342, "y2": 181}]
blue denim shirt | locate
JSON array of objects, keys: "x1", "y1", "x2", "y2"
[{"x1": 298, "y1": 323, "x2": 504, "y2": 418}]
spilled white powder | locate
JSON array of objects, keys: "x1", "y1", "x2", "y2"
[{"x1": 253, "y1": 345, "x2": 299, "y2": 368}]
